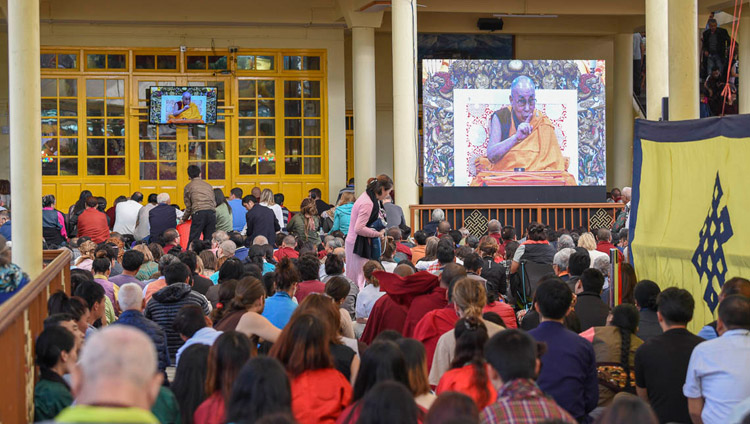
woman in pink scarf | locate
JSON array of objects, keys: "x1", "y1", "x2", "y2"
[{"x1": 345, "y1": 175, "x2": 393, "y2": 288}]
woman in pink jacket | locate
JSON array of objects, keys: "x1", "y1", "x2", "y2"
[{"x1": 345, "y1": 175, "x2": 393, "y2": 289}]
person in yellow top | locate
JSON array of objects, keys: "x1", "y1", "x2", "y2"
[
  {"x1": 168, "y1": 91, "x2": 203, "y2": 123},
  {"x1": 475, "y1": 75, "x2": 576, "y2": 185}
]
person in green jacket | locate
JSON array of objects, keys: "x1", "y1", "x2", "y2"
[
  {"x1": 151, "y1": 387, "x2": 182, "y2": 424},
  {"x1": 34, "y1": 325, "x2": 77, "y2": 422},
  {"x1": 329, "y1": 191, "x2": 355, "y2": 236},
  {"x1": 214, "y1": 188, "x2": 234, "y2": 233},
  {"x1": 287, "y1": 198, "x2": 321, "y2": 247}
]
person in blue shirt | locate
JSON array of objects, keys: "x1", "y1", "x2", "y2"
[
  {"x1": 262, "y1": 258, "x2": 298, "y2": 329},
  {"x1": 227, "y1": 187, "x2": 247, "y2": 233},
  {"x1": 0, "y1": 210, "x2": 10, "y2": 241},
  {"x1": 528, "y1": 277, "x2": 599, "y2": 423}
]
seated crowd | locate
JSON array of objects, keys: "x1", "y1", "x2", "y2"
[{"x1": 2, "y1": 175, "x2": 749, "y2": 424}]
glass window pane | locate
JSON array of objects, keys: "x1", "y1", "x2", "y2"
[
  {"x1": 239, "y1": 100, "x2": 256, "y2": 117},
  {"x1": 87, "y1": 119, "x2": 105, "y2": 137},
  {"x1": 237, "y1": 56, "x2": 255, "y2": 71},
  {"x1": 157, "y1": 55, "x2": 177, "y2": 69},
  {"x1": 41, "y1": 79, "x2": 57, "y2": 97},
  {"x1": 107, "y1": 80, "x2": 125, "y2": 97},
  {"x1": 60, "y1": 79, "x2": 77, "y2": 97},
  {"x1": 59, "y1": 119, "x2": 78, "y2": 136},
  {"x1": 207, "y1": 161, "x2": 225, "y2": 180},
  {"x1": 208, "y1": 142, "x2": 225, "y2": 160},
  {"x1": 303, "y1": 80, "x2": 321, "y2": 98},
  {"x1": 304, "y1": 157, "x2": 321, "y2": 174},
  {"x1": 304, "y1": 138, "x2": 321, "y2": 155},
  {"x1": 41, "y1": 99, "x2": 57, "y2": 117},
  {"x1": 139, "y1": 122, "x2": 156, "y2": 140},
  {"x1": 59, "y1": 138, "x2": 78, "y2": 156},
  {"x1": 107, "y1": 54, "x2": 126, "y2": 69},
  {"x1": 284, "y1": 100, "x2": 301, "y2": 117},
  {"x1": 215, "y1": 81, "x2": 225, "y2": 101},
  {"x1": 208, "y1": 122, "x2": 225, "y2": 140},
  {"x1": 106, "y1": 98, "x2": 125, "y2": 116},
  {"x1": 285, "y1": 119, "x2": 301, "y2": 137},
  {"x1": 238, "y1": 138, "x2": 257, "y2": 155},
  {"x1": 159, "y1": 162, "x2": 177, "y2": 180},
  {"x1": 138, "y1": 81, "x2": 156, "y2": 101},
  {"x1": 58, "y1": 54, "x2": 78, "y2": 69},
  {"x1": 208, "y1": 56, "x2": 227, "y2": 69},
  {"x1": 140, "y1": 162, "x2": 157, "y2": 180},
  {"x1": 188, "y1": 142, "x2": 205, "y2": 160},
  {"x1": 59, "y1": 99, "x2": 77, "y2": 116},
  {"x1": 259, "y1": 138, "x2": 276, "y2": 156},
  {"x1": 158, "y1": 125, "x2": 177, "y2": 140},
  {"x1": 187, "y1": 55, "x2": 206, "y2": 70},
  {"x1": 259, "y1": 119, "x2": 275, "y2": 137},
  {"x1": 283, "y1": 56, "x2": 302, "y2": 70},
  {"x1": 304, "y1": 119, "x2": 321, "y2": 136},
  {"x1": 256, "y1": 56, "x2": 274, "y2": 71},
  {"x1": 107, "y1": 158, "x2": 126, "y2": 175},
  {"x1": 86, "y1": 99, "x2": 105, "y2": 116},
  {"x1": 159, "y1": 142, "x2": 177, "y2": 160},
  {"x1": 238, "y1": 120, "x2": 256, "y2": 137},
  {"x1": 42, "y1": 160, "x2": 57, "y2": 175},
  {"x1": 107, "y1": 138, "x2": 125, "y2": 156},
  {"x1": 60, "y1": 158, "x2": 78, "y2": 176},
  {"x1": 87, "y1": 54, "x2": 106, "y2": 69},
  {"x1": 285, "y1": 138, "x2": 302, "y2": 156},
  {"x1": 285, "y1": 81, "x2": 302, "y2": 98},
  {"x1": 135, "y1": 55, "x2": 155, "y2": 69},
  {"x1": 87, "y1": 158, "x2": 105, "y2": 175},
  {"x1": 239, "y1": 157, "x2": 257, "y2": 175},
  {"x1": 87, "y1": 139, "x2": 105, "y2": 156},
  {"x1": 189, "y1": 162, "x2": 206, "y2": 179},
  {"x1": 285, "y1": 157, "x2": 301, "y2": 174},
  {"x1": 187, "y1": 125, "x2": 206, "y2": 141},
  {"x1": 86, "y1": 79, "x2": 105, "y2": 97},
  {"x1": 259, "y1": 159, "x2": 276, "y2": 175},
  {"x1": 106, "y1": 118, "x2": 125, "y2": 137},
  {"x1": 41, "y1": 119, "x2": 57, "y2": 137},
  {"x1": 258, "y1": 80, "x2": 275, "y2": 97},
  {"x1": 41, "y1": 54, "x2": 56, "y2": 68},
  {"x1": 140, "y1": 142, "x2": 157, "y2": 160},
  {"x1": 239, "y1": 80, "x2": 256, "y2": 98},
  {"x1": 42, "y1": 139, "x2": 58, "y2": 156},
  {"x1": 303, "y1": 56, "x2": 321, "y2": 71},
  {"x1": 258, "y1": 100, "x2": 275, "y2": 117},
  {"x1": 304, "y1": 100, "x2": 320, "y2": 117}
]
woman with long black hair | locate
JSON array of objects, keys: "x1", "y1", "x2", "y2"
[{"x1": 345, "y1": 175, "x2": 393, "y2": 289}]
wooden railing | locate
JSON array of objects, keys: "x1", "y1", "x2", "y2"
[
  {"x1": 0, "y1": 250, "x2": 71, "y2": 424},
  {"x1": 409, "y1": 203, "x2": 626, "y2": 236}
]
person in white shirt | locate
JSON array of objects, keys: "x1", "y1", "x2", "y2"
[
  {"x1": 354, "y1": 260, "x2": 385, "y2": 338},
  {"x1": 259, "y1": 189, "x2": 284, "y2": 232},
  {"x1": 134, "y1": 193, "x2": 157, "y2": 241},
  {"x1": 684, "y1": 295, "x2": 750, "y2": 424},
  {"x1": 113, "y1": 192, "x2": 144, "y2": 236}
]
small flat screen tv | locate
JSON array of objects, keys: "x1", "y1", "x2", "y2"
[{"x1": 149, "y1": 86, "x2": 218, "y2": 124}]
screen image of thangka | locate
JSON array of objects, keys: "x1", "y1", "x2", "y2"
[
  {"x1": 474, "y1": 76, "x2": 575, "y2": 186},
  {"x1": 168, "y1": 91, "x2": 204, "y2": 124}
]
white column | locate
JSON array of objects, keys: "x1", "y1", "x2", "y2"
[
  {"x1": 391, "y1": 0, "x2": 419, "y2": 225},
  {"x1": 613, "y1": 34, "x2": 635, "y2": 188},
  {"x1": 668, "y1": 0, "x2": 699, "y2": 120},
  {"x1": 646, "y1": 0, "x2": 669, "y2": 120},
  {"x1": 740, "y1": 4, "x2": 750, "y2": 113},
  {"x1": 8, "y1": 0, "x2": 42, "y2": 277},
  {"x1": 352, "y1": 26, "x2": 377, "y2": 192}
]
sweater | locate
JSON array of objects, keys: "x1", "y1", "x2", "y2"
[
  {"x1": 329, "y1": 203, "x2": 353, "y2": 235},
  {"x1": 288, "y1": 213, "x2": 321, "y2": 246},
  {"x1": 291, "y1": 369, "x2": 352, "y2": 424},
  {"x1": 215, "y1": 203, "x2": 233, "y2": 232},
  {"x1": 114, "y1": 310, "x2": 171, "y2": 371}
]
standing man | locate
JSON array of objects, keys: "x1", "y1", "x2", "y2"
[
  {"x1": 227, "y1": 187, "x2": 246, "y2": 232},
  {"x1": 113, "y1": 192, "x2": 143, "y2": 236},
  {"x1": 633, "y1": 31, "x2": 644, "y2": 96},
  {"x1": 134, "y1": 193, "x2": 157, "y2": 241},
  {"x1": 702, "y1": 19, "x2": 732, "y2": 77},
  {"x1": 182, "y1": 165, "x2": 216, "y2": 249}
]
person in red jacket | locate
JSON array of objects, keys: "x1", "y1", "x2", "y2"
[
  {"x1": 274, "y1": 234, "x2": 300, "y2": 263},
  {"x1": 271, "y1": 313, "x2": 352, "y2": 424},
  {"x1": 595, "y1": 228, "x2": 623, "y2": 262},
  {"x1": 76, "y1": 196, "x2": 110, "y2": 244}
]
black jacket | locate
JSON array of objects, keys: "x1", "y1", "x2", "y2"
[
  {"x1": 149, "y1": 204, "x2": 177, "y2": 241},
  {"x1": 702, "y1": 27, "x2": 732, "y2": 58},
  {"x1": 574, "y1": 291, "x2": 611, "y2": 332},
  {"x1": 145, "y1": 283, "x2": 211, "y2": 362},
  {"x1": 191, "y1": 273, "x2": 213, "y2": 296},
  {"x1": 114, "y1": 310, "x2": 171, "y2": 371},
  {"x1": 245, "y1": 205, "x2": 280, "y2": 246}
]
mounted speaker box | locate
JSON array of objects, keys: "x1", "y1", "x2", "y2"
[{"x1": 477, "y1": 18, "x2": 503, "y2": 31}]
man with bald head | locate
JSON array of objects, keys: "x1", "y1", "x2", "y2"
[
  {"x1": 476, "y1": 75, "x2": 574, "y2": 185},
  {"x1": 55, "y1": 326, "x2": 163, "y2": 423}
]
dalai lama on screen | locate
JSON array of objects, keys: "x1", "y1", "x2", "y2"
[
  {"x1": 473, "y1": 75, "x2": 576, "y2": 186},
  {"x1": 168, "y1": 91, "x2": 205, "y2": 124}
]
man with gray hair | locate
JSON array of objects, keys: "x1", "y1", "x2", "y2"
[
  {"x1": 422, "y1": 208, "x2": 444, "y2": 236},
  {"x1": 149, "y1": 192, "x2": 177, "y2": 242},
  {"x1": 252, "y1": 235, "x2": 269, "y2": 246},
  {"x1": 56, "y1": 326, "x2": 163, "y2": 422},
  {"x1": 553, "y1": 248, "x2": 576, "y2": 283},
  {"x1": 557, "y1": 234, "x2": 575, "y2": 251},
  {"x1": 114, "y1": 283, "x2": 170, "y2": 374}
]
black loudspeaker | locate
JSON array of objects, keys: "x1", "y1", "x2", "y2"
[{"x1": 477, "y1": 18, "x2": 504, "y2": 31}]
